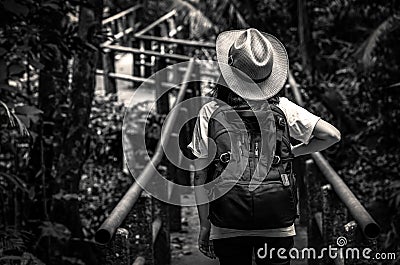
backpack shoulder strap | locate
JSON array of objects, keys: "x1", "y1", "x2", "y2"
[{"x1": 208, "y1": 103, "x2": 231, "y2": 138}]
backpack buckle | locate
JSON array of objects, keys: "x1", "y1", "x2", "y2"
[
  {"x1": 219, "y1": 152, "x2": 231, "y2": 164},
  {"x1": 272, "y1": 155, "x2": 281, "y2": 165},
  {"x1": 278, "y1": 117, "x2": 286, "y2": 128},
  {"x1": 281, "y1": 173, "x2": 290, "y2": 186}
]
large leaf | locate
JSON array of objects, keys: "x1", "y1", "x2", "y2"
[
  {"x1": 10, "y1": 112, "x2": 30, "y2": 136},
  {"x1": 15, "y1": 105, "x2": 43, "y2": 115},
  {"x1": 173, "y1": 0, "x2": 217, "y2": 38},
  {"x1": 227, "y1": 1, "x2": 249, "y2": 28},
  {"x1": 0, "y1": 172, "x2": 30, "y2": 194},
  {"x1": 0, "y1": 100, "x2": 15, "y2": 127},
  {"x1": 172, "y1": 0, "x2": 249, "y2": 38},
  {"x1": 357, "y1": 14, "x2": 400, "y2": 69},
  {"x1": 0, "y1": 47, "x2": 7, "y2": 57},
  {"x1": 0, "y1": 256, "x2": 23, "y2": 261},
  {"x1": 8, "y1": 63, "x2": 26, "y2": 77},
  {"x1": 21, "y1": 252, "x2": 46, "y2": 265},
  {"x1": 38, "y1": 221, "x2": 71, "y2": 241}
]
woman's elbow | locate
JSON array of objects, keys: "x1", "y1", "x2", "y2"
[
  {"x1": 314, "y1": 119, "x2": 341, "y2": 143},
  {"x1": 329, "y1": 127, "x2": 341, "y2": 143}
]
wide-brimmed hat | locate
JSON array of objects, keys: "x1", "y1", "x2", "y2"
[{"x1": 216, "y1": 28, "x2": 289, "y2": 100}]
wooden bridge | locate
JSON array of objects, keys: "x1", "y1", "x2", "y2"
[{"x1": 94, "y1": 4, "x2": 380, "y2": 265}]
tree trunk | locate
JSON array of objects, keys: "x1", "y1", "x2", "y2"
[
  {"x1": 298, "y1": 0, "x2": 313, "y2": 79},
  {"x1": 34, "y1": 10, "x2": 71, "y2": 263},
  {"x1": 36, "y1": 15, "x2": 70, "y2": 224},
  {"x1": 52, "y1": 0, "x2": 104, "y2": 238}
]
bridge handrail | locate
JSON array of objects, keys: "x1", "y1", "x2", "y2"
[
  {"x1": 288, "y1": 71, "x2": 304, "y2": 107},
  {"x1": 101, "y1": 44, "x2": 192, "y2": 61},
  {"x1": 287, "y1": 73, "x2": 380, "y2": 239},
  {"x1": 102, "y1": 5, "x2": 142, "y2": 26},
  {"x1": 311, "y1": 153, "x2": 380, "y2": 238},
  {"x1": 95, "y1": 58, "x2": 195, "y2": 244},
  {"x1": 133, "y1": 34, "x2": 216, "y2": 49},
  {"x1": 135, "y1": 9, "x2": 177, "y2": 36}
]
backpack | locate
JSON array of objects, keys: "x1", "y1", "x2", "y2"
[{"x1": 206, "y1": 101, "x2": 298, "y2": 230}]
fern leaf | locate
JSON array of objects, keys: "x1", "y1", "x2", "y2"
[{"x1": 0, "y1": 100, "x2": 15, "y2": 127}]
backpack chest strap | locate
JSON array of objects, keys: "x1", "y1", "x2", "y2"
[{"x1": 275, "y1": 117, "x2": 284, "y2": 159}]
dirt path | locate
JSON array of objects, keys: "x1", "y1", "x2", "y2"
[
  {"x1": 171, "y1": 206, "x2": 219, "y2": 265},
  {"x1": 171, "y1": 205, "x2": 308, "y2": 265}
]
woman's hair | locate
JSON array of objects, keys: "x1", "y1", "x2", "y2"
[{"x1": 211, "y1": 82, "x2": 280, "y2": 106}]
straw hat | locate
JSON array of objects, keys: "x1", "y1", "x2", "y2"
[{"x1": 216, "y1": 28, "x2": 289, "y2": 100}]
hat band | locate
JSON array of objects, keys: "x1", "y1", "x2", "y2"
[
  {"x1": 253, "y1": 72, "x2": 271, "y2": 83},
  {"x1": 231, "y1": 66, "x2": 272, "y2": 84}
]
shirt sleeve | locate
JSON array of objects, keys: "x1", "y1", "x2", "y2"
[
  {"x1": 279, "y1": 97, "x2": 321, "y2": 144},
  {"x1": 187, "y1": 103, "x2": 214, "y2": 158}
]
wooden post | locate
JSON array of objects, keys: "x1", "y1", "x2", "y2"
[
  {"x1": 112, "y1": 20, "x2": 118, "y2": 39},
  {"x1": 152, "y1": 198, "x2": 171, "y2": 265},
  {"x1": 364, "y1": 238, "x2": 378, "y2": 265},
  {"x1": 155, "y1": 57, "x2": 169, "y2": 114},
  {"x1": 129, "y1": 8, "x2": 135, "y2": 30},
  {"x1": 343, "y1": 220, "x2": 379, "y2": 265},
  {"x1": 168, "y1": 64, "x2": 185, "y2": 232},
  {"x1": 103, "y1": 228, "x2": 130, "y2": 265},
  {"x1": 294, "y1": 157, "x2": 308, "y2": 226},
  {"x1": 137, "y1": 40, "x2": 146, "y2": 78},
  {"x1": 153, "y1": 55, "x2": 171, "y2": 265},
  {"x1": 128, "y1": 11, "x2": 138, "y2": 89},
  {"x1": 191, "y1": 61, "x2": 202, "y2": 123},
  {"x1": 304, "y1": 159, "x2": 324, "y2": 265},
  {"x1": 132, "y1": 40, "x2": 141, "y2": 88},
  {"x1": 144, "y1": 38, "x2": 152, "y2": 78},
  {"x1": 168, "y1": 189, "x2": 182, "y2": 233},
  {"x1": 102, "y1": 50, "x2": 117, "y2": 95},
  {"x1": 168, "y1": 134, "x2": 182, "y2": 232},
  {"x1": 158, "y1": 23, "x2": 168, "y2": 56},
  {"x1": 298, "y1": 0, "x2": 313, "y2": 79},
  {"x1": 321, "y1": 184, "x2": 333, "y2": 245},
  {"x1": 321, "y1": 184, "x2": 335, "y2": 264},
  {"x1": 169, "y1": 107, "x2": 193, "y2": 232},
  {"x1": 325, "y1": 185, "x2": 348, "y2": 241},
  {"x1": 343, "y1": 221, "x2": 357, "y2": 265},
  {"x1": 122, "y1": 16, "x2": 128, "y2": 45},
  {"x1": 322, "y1": 183, "x2": 349, "y2": 264},
  {"x1": 122, "y1": 195, "x2": 154, "y2": 264},
  {"x1": 358, "y1": 227, "x2": 378, "y2": 265}
]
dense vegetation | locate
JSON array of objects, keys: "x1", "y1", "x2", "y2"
[{"x1": 1, "y1": 0, "x2": 399, "y2": 264}]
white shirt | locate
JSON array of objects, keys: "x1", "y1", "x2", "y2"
[{"x1": 188, "y1": 97, "x2": 320, "y2": 239}]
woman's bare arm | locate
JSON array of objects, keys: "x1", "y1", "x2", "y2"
[
  {"x1": 194, "y1": 165, "x2": 211, "y2": 228},
  {"x1": 194, "y1": 158, "x2": 216, "y2": 258},
  {"x1": 291, "y1": 119, "x2": 341, "y2": 157}
]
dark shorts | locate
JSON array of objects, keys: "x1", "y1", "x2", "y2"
[{"x1": 213, "y1": 236, "x2": 294, "y2": 265}]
